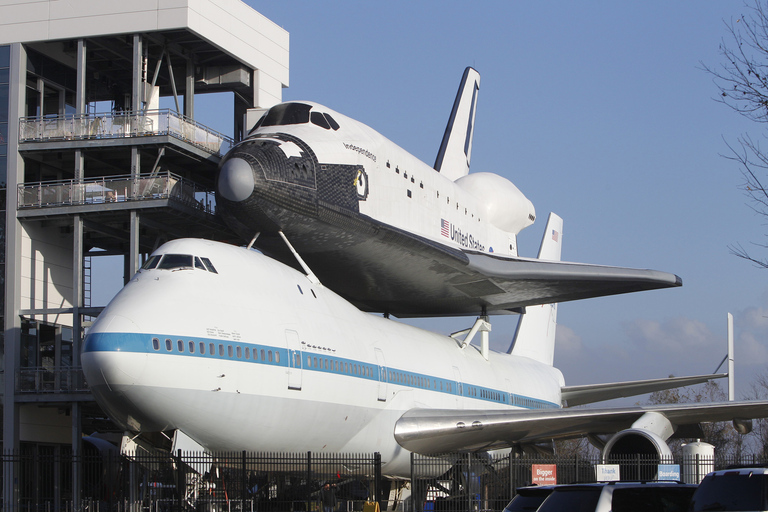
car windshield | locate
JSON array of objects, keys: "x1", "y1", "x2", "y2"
[
  {"x1": 504, "y1": 494, "x2": 551, "y2": 511},
  {"x1": 537, "y1": 488, "x2": 601, "y2": 512}
]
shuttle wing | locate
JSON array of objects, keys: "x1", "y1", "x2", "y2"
[
  {"x1": 293, "y1": 218, "x2": 681, "y2": 317},
  {"x1": 393, "y1": 400, "x2": 768, "y2": 455}
]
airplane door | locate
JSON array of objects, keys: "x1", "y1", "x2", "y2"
[
  {"x1": 285, "y1": 330, "x2": 302, "y2": 390},
  {"x1": 452, "y1": 366, "x2": 463, "y2": 409},
  {"x1": 374, "y1": 348, "x2": 387, "y2": 402}
]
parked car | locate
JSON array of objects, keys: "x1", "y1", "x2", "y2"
[
  {"x1": 689, "y1": 467, "x2": 768, "y2": 512},
  {"x1": 503, "y1": 485, "x2": 557, "y2": 512},
  {"x1": 535, "y1": 481, "x2": 697, "y2": 512}
]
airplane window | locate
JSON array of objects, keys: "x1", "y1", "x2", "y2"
[
  {"x1": 157, "y1": 254, "x2": 194, "y2": 270},
  {"x1": 261, "y1": 349, "x2": 265, "y2": 361},
  {"x1": 142, "y1": 255, "x2": 161, "y2": 270},
  {"x1": 311, "y1": 111, "x2": 331, "y2": 130},
  {"x1": 165, "y1": 339, "x2": 172, "y2": 351},
  {"x1": 152, "y1": 338, "x2": 159, "y2": 350},
  {"x1": 194, "y1": 257, "x2": 206, "y2": 270},
  {"x1": 227, "y1": 345, "x2": 233, "y2": 357},
  {"x1": 201, "y1": 258, "x2": 218, "y2": 274},
  {"x1": 324, "y1": 359, "x2": 329, "y2": 370},
  {"x1": 236, "y1": 346, "x2": 242, "y2": 358},
  {"x1": 189, "y1": 341, "x2": 195, "y2": 353},
  {"x1": 261, "y1": 102, "x2": 312, "y2": 127},
  {"x1": 245, "y1": 347, "x2": 250, "y2": 359},
  {"x1": 268, "y1": 350, "x2": 273, "y2": 362},
  {"x1": 218, "y1": 344, "x2": 224, "y2": 357},
  {"x1": 275, "y1": 352, "x2": 280, "y2": 363},
  {"x1": 313, "y1": 357, "x2": 318, "y2": 368},
  {"x1": 199, "y1": 342, "x2": 205, "y2": 354},
  {"x1": 177, "y1": 340, "x2": 184, "y2": 352}
]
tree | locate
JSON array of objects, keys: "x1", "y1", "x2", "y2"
[
  {"x1": 646, "y1": 380, "x2": 746, "y2": 464},
  {"x1": 702, "y1": 1, "x2": 768, "y2": 267}
]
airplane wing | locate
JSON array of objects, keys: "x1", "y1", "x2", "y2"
[
  {"x1": 561, "y1": 373, "x2": 728, "y2": 407},
  {"x1": 393, "y1": 401, "x2": 768, "y2": 455}
]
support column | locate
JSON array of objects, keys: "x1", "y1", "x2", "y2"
[
  {"x1": 185, "y1": 58, "x2": 194, "y2": 119},
  {"x1": 131, "y1": 34, "x2": 143, "y2": 112},
  {"x1": 72, "y1": 213, "x2": 84, "y2": 510},
  {"x1": 4, "y1": 42, "x2": 27, "y2": 512},
  {"x1": 127, "y1": 210, "x2": 140, "y2": 284}
]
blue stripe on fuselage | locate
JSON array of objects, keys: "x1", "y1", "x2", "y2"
[{"x1": 84, "y1": 331, "x2": 559, "y2": 410}]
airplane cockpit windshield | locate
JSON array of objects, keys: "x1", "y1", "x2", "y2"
[
  {"x1": 141, "y1": 254, "x2": 218, "y2": 274},
  {"x1": 251, "y1": 103, "x2": 340, "y2": 133}
]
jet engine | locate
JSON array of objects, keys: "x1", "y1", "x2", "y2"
[
  {"x1": 455, "y1": 172, "x2": 536, "y2": 234},
  {"x1": 601, "y1": 412, "x2": 675, "y2": 481}
]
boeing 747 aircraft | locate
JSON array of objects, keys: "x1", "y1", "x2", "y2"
[
  {"x1": 216, "y1": 68, "x2": 681, "y2": 317},
  {"x1": 81, "y1": 216, "x2": 768, "y2": 479}
]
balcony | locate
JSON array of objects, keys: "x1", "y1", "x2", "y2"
[
  {"x1": 16, "y1": 366, "x2": 90, "y2": 397},
  {"x1": 19, "y1": 109, "x2": 234, "y2": 156},
  {"x1": 18, "y1": 171, "x2": 215, "y2": 214}
]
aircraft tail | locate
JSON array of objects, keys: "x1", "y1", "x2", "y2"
[
  {"x1": 508, "y1": 213, "x2": 563, "y2": 365},
  {"x1": 434, "y1": 67, "x2": 480, "y2": 181}
]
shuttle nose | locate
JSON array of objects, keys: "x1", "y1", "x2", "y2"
[{"x1": 218, "y1": 157, "x2": 255, "y2": 202}]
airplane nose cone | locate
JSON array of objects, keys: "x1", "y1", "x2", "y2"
[{"x1": 218, "y1": 157, "x2": 255, "y2": 202}]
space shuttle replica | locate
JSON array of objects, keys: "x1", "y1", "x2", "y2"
[
  {"x1": 82, "y1": 68, "x2": 768, "y2": 481},
  {"x1": 215, "y1": 68, "x2": 680, "y2": 317}
]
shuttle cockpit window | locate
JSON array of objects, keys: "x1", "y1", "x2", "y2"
[
  {"x1": 310, "y1": 111, "x2": 340, "y2": 131},
  {"x1": 261, "y1": 102, "x2": 312, "y2": 127},
  {"x1": 141, "y1": 254, "x2": 218, "y2": 273},
  {"x1": 250, "y1": 102, "x2": 340, "y2": 133}
]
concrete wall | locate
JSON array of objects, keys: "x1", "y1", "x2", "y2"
[
  {"x1": 20, "y1": 405, "x2": 72, "y2": 444},
  {"x1": 21, "y1": 222, "x2": 74, "y2": 327}
]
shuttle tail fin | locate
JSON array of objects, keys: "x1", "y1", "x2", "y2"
[
  {"x1": 508, "y1": 213, "x2": 563, "y2": 365},
  {"x1": 434, "y1": 67, "x2": 480, "y2": 181}
]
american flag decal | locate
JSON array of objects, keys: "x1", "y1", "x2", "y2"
[
  {"x1": 552, "y1": 229, "x2": 559, "y2": 242},
  {"x1": 441, "y1": 219, "x2": 450, "y2": 237}
]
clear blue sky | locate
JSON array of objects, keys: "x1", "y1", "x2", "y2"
[{"x1": 100, "y1": 1, "x2": 768, "y2": 401}]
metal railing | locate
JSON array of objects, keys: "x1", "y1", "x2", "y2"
[
  {"x1": 16, "y1": 366, "x2": 89, "y2": 394},
  {"x1": 18, "y1": 109, "x2": 234, "y2": 155},
  {"x1": 17, "y1": 172, "x2": 216, "y2": 214}
]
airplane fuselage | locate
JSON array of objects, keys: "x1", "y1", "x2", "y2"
[{"x1": 81, "y1": 239, "x2": 563, "y2": 477}]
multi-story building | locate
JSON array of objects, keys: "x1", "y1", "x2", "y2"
[{"x1": 0, "y1": 1, "x2": 288, "y2": 505}]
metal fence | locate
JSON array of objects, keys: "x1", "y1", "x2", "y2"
[
  {"x1": 2, "y1": 449, "x2": 382, "y2": 512},
  {"x1": 18, "y1": 110, "x2": 234, "y2": 156},
  {"x1": 410, "y1": 452, "x2": 768, "y2": 512},
  {"x1": 2, "y1": 449, "x2": 768, "y2": 512}
]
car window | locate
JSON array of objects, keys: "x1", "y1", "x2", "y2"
[
  {"x1": 612, "y1": 487, "x2": 695, "y2": 512},
  {"x1": 691, "y1": 473, "x2": 768, "y2": 512},
  {"x1": 537, "y1": 488, "x2": 601, "y2": 512}
]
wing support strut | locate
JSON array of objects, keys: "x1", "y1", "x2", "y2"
[{"x1": 451, "y1": 317, "x2": 492, "y2": 360}]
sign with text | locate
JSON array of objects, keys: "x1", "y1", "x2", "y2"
[
  {"x1": 532, "y1": 464, "x2": 557, "y2": 485},
  {"x1": 657, "y1": 464, "x2": 681, "y2": 481},
  {"x1": 595, "y1": 464, "x2": 620, "y2": 481}
]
